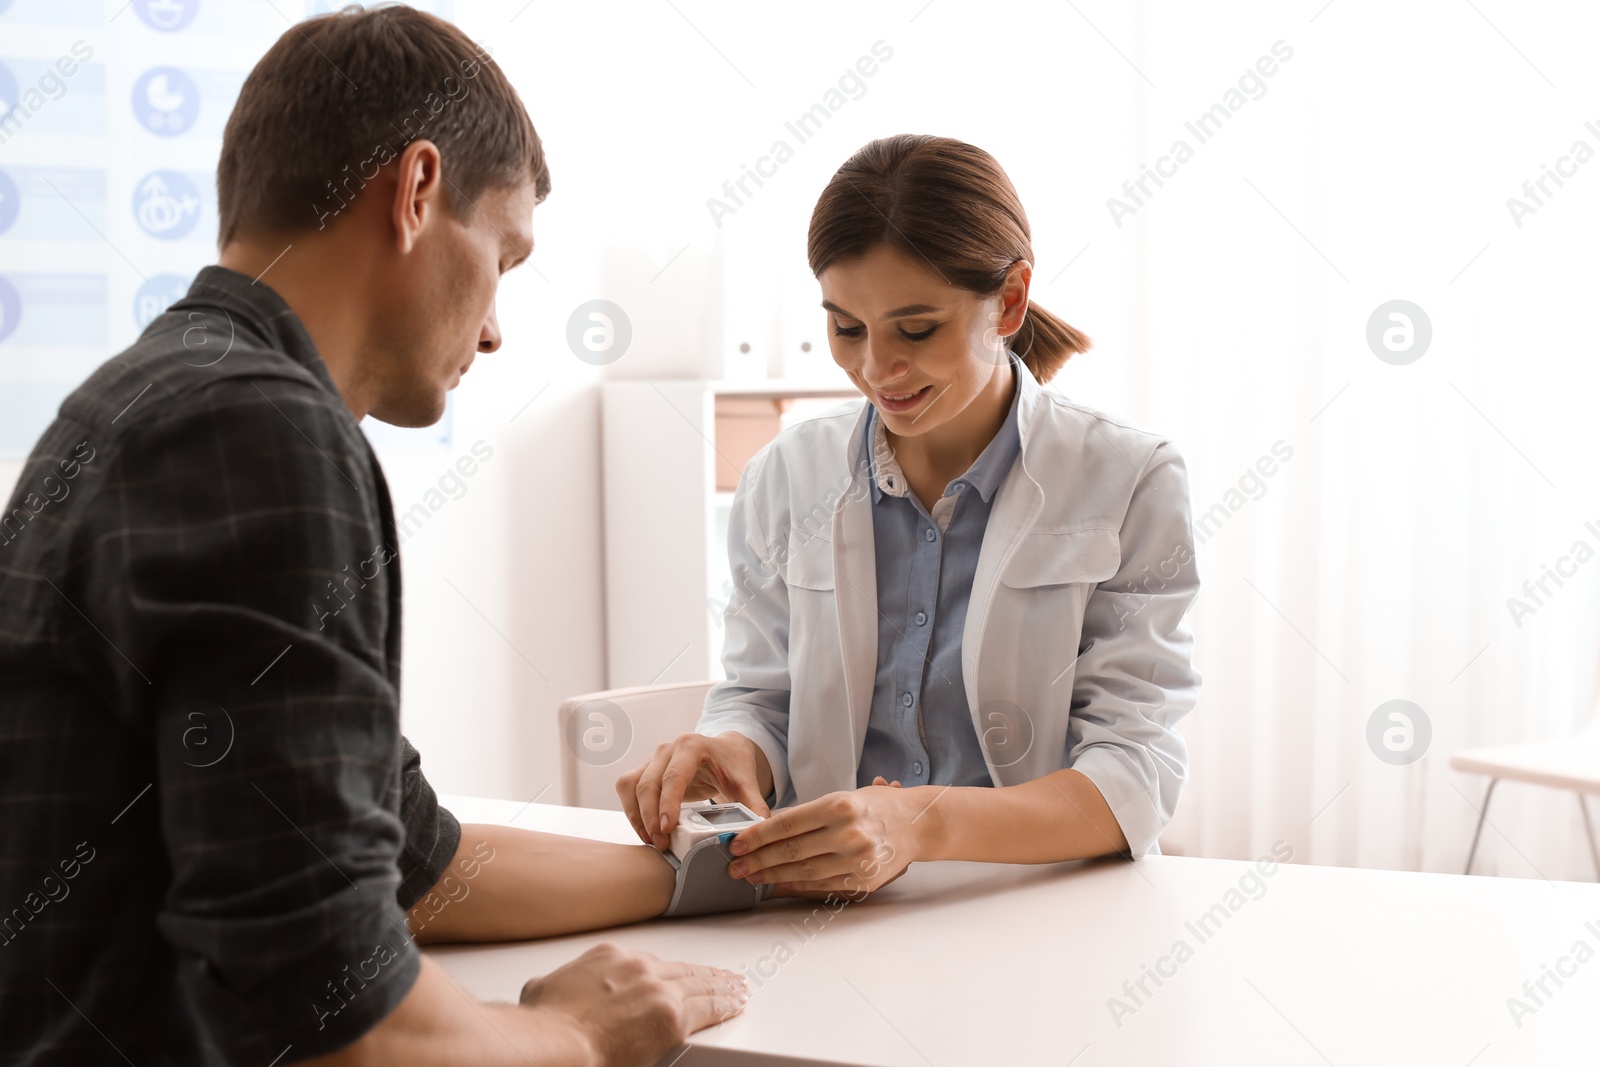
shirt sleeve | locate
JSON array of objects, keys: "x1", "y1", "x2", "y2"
[
  {"x1": 397, "y1": 736, "x2": 461, "y2": 911},
  {"x1": 697, "y1": 450, "x2": 795, "y2": 808},
  {"x1": 1066, "y1": 439, "x2": 1201, "y2": 859},
  {"x1": 71, "y1": 374, "x2": 429, "y2": 1063}
]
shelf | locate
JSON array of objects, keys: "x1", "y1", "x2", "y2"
[{"x1": 707, "y1": 378, "x2": 858, "y2": 400}]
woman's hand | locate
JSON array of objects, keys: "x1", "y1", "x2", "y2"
[
  {"x1": 616, "y1": 732, "x2": 773, "y2": 851},
  {"x1": 726, "y1": 777, "x2": 920, "y2": 898}
]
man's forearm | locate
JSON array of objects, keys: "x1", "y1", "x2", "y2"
[
  {"x1": 302, "y1": 957, "x2": 593, "y2": 1067},
  {"x1": 913, "y1": 768, "x2": 1131, "y2": 865},
  {"x1": 407, "y1": 824, "x2": 676, "y2": 944}
]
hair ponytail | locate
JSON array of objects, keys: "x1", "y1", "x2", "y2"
[
  {"x1": 1012, "y1": 300, "x2": 1091, "y2": 384},
  {"x1": 809, "y1": 134, "x2": 1093, "y2": 385}
]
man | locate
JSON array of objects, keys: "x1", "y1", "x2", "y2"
[{"x1": 0, "y1": 7, "x2": 745, "y2": 1065}]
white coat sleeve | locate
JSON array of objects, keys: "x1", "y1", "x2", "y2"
[
  {"x1": 696, "y1": 450, "x2": 796, "y2": 807},
  {"x1": 1066, "y1": 439, "x2": 1201, "y2": 858}
]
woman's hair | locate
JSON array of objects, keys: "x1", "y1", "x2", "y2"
[{"x1": 807, "y1": 134, "x2": 1090, "y2": 384}]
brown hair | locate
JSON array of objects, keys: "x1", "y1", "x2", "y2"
[
  {"x1": 217, "y1": 4, "x2": 549, "y2": 247},
  {"x1": 807, "y1": 134, "x2": 1089, "y2": 383}
]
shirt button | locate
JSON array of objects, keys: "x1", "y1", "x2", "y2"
[
  {"x1": 924, "y1": 528, "x2": 936, "y2": 542},
  {"x1": 913, "y1": 761, "x2": 924, "y2": 775},
  {"x1": 901, "y1": 692, "x2": 914, "y2": 707},
  {"x1": 915, "y1": 611, "x2": 927, "y2": 626}
]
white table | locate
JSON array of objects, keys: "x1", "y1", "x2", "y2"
[{"x1": 430, "y1": 796, "x2": 1600, "y2": 1066}]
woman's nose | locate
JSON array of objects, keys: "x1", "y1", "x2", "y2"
[{"x1": 860, "y1": 338, "x2": 907, "y2": 386}]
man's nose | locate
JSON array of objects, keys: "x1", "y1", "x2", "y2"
[{"x1": 479, "y1": 301, "x2": 502, "y2": 354}]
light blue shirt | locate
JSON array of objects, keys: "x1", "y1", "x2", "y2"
[{"x1": 856, "y1": 357, "x2": 1023, "y2": 788}]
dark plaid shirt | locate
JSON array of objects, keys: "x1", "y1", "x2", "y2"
[{"x1": 0, "y1": 265, "x2": 461, "y2": 1065}]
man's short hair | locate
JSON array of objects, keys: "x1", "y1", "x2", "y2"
[{"x1": 217, "y1": 3, "x2": 549, "y2": 246}]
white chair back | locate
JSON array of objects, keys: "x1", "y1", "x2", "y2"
[{"x1": 557, "y1": 681, "x2": 715, "y2": 809}]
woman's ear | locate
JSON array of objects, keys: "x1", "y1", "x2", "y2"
[{"x1": 998, "y1": 259, "x2": 1032, "y2": 339}]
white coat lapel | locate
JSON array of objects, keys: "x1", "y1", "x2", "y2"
[
  {"x1": 831, "y1": 411, "x2": 878, "y2": 777},
  {"x1": 962, "y1": 368, "x2": 1047, "y2": 769}
]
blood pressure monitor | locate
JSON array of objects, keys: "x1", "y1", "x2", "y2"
[
  {"x1": 668, "y1": 800, "x2": 763, "y2": 857},
  {"x1": 661, "y1": 800, "x2": 773, "y2": 918}
]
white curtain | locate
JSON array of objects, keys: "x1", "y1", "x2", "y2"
[
  {"x1": 626, "y1": 0, "x2": 1600, "y2": 878},
  {"x1": 1114, "y1": 0, "x2": 1600, "y2": 879}
]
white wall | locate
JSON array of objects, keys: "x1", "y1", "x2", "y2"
[
  {"x1": 0, "y1": 0, "x2": 1140, "y2": 803},
  {"x1": 15, "y1": 1, "x2": 1600, "y2": 878},
  {"x1": 407, "y1": 0, "x2": 1130, "y2": 800}
]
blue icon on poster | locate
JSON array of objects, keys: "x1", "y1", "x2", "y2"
[
  {"x1": 133, "y1": 170, "x2": 202, "y2": 240},
  {"x1": 0, "y1": 61, "x2": 18, "y2": 125},
  {"x1": 0, "y1": 169, "x2": 17, "y2": 237},
  {"x1": 134, "y1": 274, "x2": 189, "y2": 331},
  {"x1": 0, "y1": 275, "x2": 20, "y2": 346},
  {"x1": 133, "y1": 0, "x2": 198, "y2": 32},
  {"x1": 132, "y1": 68, "x2": 199, "y2": 136}
]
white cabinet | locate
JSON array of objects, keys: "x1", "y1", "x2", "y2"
[{"x1": 600, "y1": 379, "x2": 856, "y2": 689}]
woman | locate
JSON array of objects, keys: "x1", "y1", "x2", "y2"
[{"x1": 618, "y1": 134, "x2": 1200, "y2": 897}]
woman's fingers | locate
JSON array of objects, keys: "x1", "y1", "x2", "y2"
[
  {"x1": 634, "y1": 741, "x2": 685, "y2": 851},
  {"x1": 717, "y1": 760, "x2": 770, "y2": 818},
  {"x1": 627, "y1": 735, "x2": 771, "y2": 852},
  {"x1": 728, "y1": 796, "x2": 834, "y2": 859},
  {"x1": 656, "y1": 742, "x2": 719, "y2": 838},
  {"x1": 739, "y1": 849, "x2": 859, "y2": 887},
  {"x1": 616, "y1": 767, "x2": 651, "y2": 843},
  {"x1": 729, "y1": 826, "x2": 843, "y2": 882},
  {"x1": 769, "y1": 877, "x2": 866, "y2": 897}
]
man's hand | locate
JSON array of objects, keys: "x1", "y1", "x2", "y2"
[
  {"x1": 724, "y1": 779, "x2": 919, "y2": 897},
  {"x1": 303, "y1": 949, "x2": 746, "y2": 1067},
  {"x1": 616, "y1": 732, "x2": 773, "y2": 851},
  {"x1": 520, "y1": 943, "x2": 748, "y2": 1066}
]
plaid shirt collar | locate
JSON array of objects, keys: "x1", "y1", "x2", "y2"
[{"x1": 180, "y1": 264, "x2": 346, "y2": 407}]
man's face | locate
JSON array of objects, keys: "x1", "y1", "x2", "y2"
[{"x1": 366, "y1": 178, "x2": 538, "y2": 427}]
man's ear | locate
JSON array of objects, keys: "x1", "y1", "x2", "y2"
[{"x1": 391, "y1": 139, "x2": 445, "y2": 255}]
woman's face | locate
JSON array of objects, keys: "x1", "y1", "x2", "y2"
[{"x1": 818, "y1": 242, "x2": 1029, "y2": 439}]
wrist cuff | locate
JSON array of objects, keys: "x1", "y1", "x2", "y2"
[{"x1": 661, "y1": 835, "x2": 772, "y2": 918}]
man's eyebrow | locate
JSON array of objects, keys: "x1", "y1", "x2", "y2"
[{"x1": 821, "y1": 300, "x2": 941, "y2": 319}]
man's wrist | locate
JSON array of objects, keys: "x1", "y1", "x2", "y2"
[
  {"x1": 632, "y1": 843, "x2": 677, "y2": 917},
  {"x1": 510, "y1": 1002, "x2": 600, "y2": 1067}
]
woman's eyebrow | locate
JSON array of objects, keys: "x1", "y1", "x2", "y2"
[{"x1": 821, "y1": 300, "x2": 941, "y2": 319}]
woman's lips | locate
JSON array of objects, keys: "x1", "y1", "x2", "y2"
[{"x1": 875, "y1": 384, "x2": 932, "y2": 414}]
